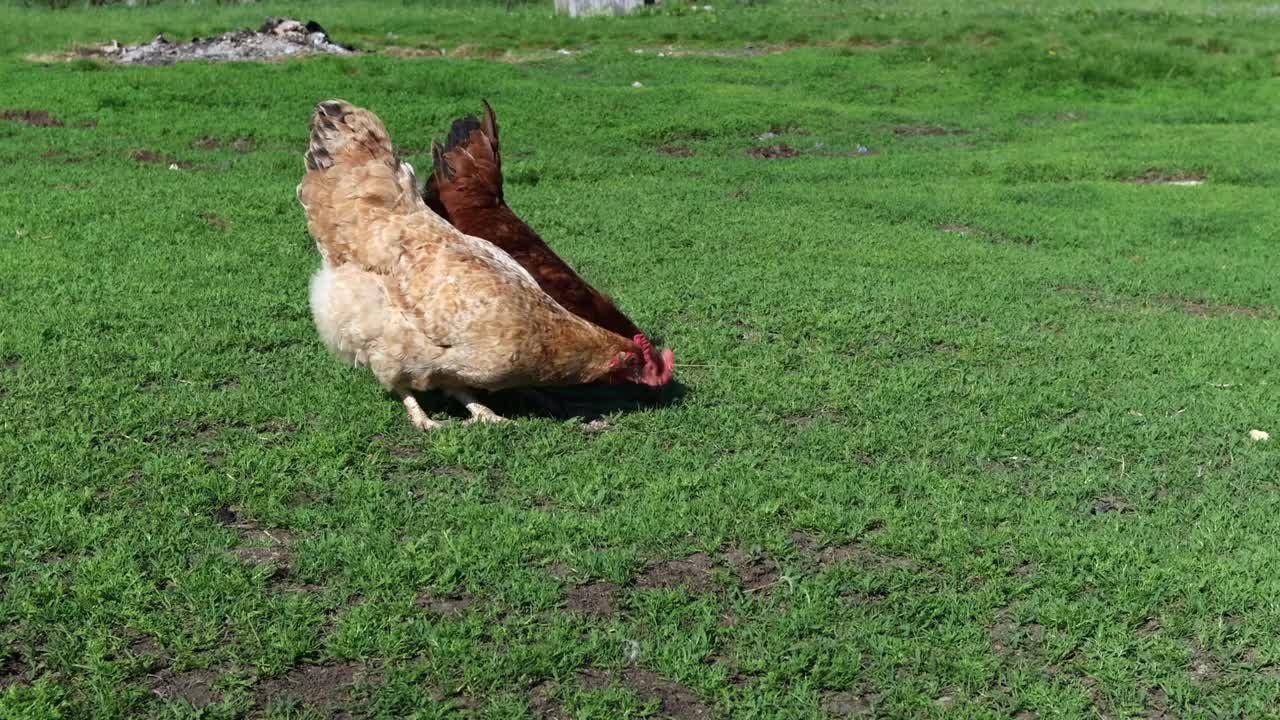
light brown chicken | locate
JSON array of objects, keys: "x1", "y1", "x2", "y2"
[{"x1": 298, "y1": 100, "x2": 670, "y2": 430}]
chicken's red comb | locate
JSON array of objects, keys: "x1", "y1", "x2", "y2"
[{"x1": 634, "y1": 333, "x2": 674, "y2": 387}]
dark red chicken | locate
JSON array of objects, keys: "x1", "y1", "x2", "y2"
[{"x1": 423, "y1": 101, "x2": 673, "y2": 377}]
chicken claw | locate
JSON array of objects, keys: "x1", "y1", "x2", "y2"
[
  {"x1": 401, "y1": 392, "x2": 445, "y2": 431},
  {"x1": 450, "y1": 389, "x2": 507, "y2": 425}
]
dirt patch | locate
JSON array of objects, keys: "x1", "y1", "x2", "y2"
[
  {"x1": 758, "y1": 124, "x2": 809, "y2": 139},
  {"x1": 577, "y1": 668, "x2": 711, "y2": 719},
  {"x1": 989, "y1": 606, "x2": 1044, "y2": 661},
  {"x1": 821, "y1": 689, "x2": 882, "y2": 718},
  {"x1": 565, "y1": 581, "x2": 619, "y2": 617},
  {"x1": 746, "y1": 144, "x2": 801, "y2": 159},
  {"x1": 935, "y1": 222, "x2": 1030, "y2": 245},
  {"x1": 528, "y1": 680, "x2": 568, "y2": 720},
  {"x1": 0, "y1": 655, "x2": 31, "y2": 690},
  {"x1": 892, "y1": 125, "x2": 970, "y2": 136},
  {"x1": 1143, "y1": 686, "x2": 1173, "y2": 720},
  {"x1": 415, "y1": 593, "x2": 478, "y2": 618},
  {"x1": 210, "y1": 376, "x2": 240, "y2": 391},
  {"x1": 1080, "y1": 676, "x2": 1114, "y2": 720},
  {"x1": 843, "y1": 589, "x2": 888, "y2": 605},
  {"x1": 1010, "y1": 561, "x2": 1035, "y2": 578},
  {"x1": 198, "y1": 213, "x2": 227, "y2": 230},
  {"x1": 1136, "y1": 618, "x2": 1160, "y2": 637},
  {"x1": 1055, "y1": 286, "x2": 1268, "y2": 319},
  {"x1": 92, "y1": 18, "x2": 355, "y2": 66},
  {"x1": 1187, "y1": 638, "x2": 1219, "y2": 685},
  {"x1": 148, "y1": 667, "x2": 223, "y2": 707},
  {"x1": 634, "y1": 552, "x2": 717, "y2": 593},
  {"x1": 2, "y1": 356, "x2": 19, "y2": 371},
  {"x1": 1056, "y1": 111, "x2": 1087, "y2": 122},
  {"x1": 790, "y1": 532, "x2": 917, "y2": 571},
  {"x1": 372, "y1": 435, "x2": 420, "y2": 459},
  {"x1": 129, "y1": 634, "x2": 171, "y2": 667},
  {"x1": 936, "y1": 223, "x2": 979, "y2": 236},
  {"x1": 1088, "y1": 496, "x2": 1133, "y2": 515},
  {"x1": 254, "y1": 662, "x2": 376, "y2": 716},
  {"x1": 719, "y1": 544, "x2": 780, "y2": 592},
  {"x1": 132, "y1": 150, "x2": 192, "y2": 169},
  {"x1": 656, "y1": 146, "x2": 693, "y2": 157},
  {"x1": 192, "y1": 136, "x2": 256, "y2": 153},
  {"x1": 2, "y1": 109, "x2": 72, "y2": 128},
  {"x1": 1125, "y1": 169, "x2": 1204, "y2": 186},
  {"x1": 217, "y1": 505, "x2": 294, "y2": 573},
  {"x1": 234, "y1": 528, "x2": 293, "y2": 568},
  {"x1": 1162, "y1": 295, "x2": 1267, "y2": 319}
]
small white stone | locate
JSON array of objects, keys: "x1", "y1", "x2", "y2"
[
  {"x1": 631, "y1": 81, "x2": 644, "y2": 87},
  {"x1": 1249, "y1": 429, "x2": 1270, "y2": 442},
  {"x1": 168, "y1": 163, "x2": 180, "y2": 171},
  {"x1": 557, "y1": 48, "x2": 572, "y2": 55}
]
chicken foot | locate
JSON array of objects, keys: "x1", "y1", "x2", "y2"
[
  {"x1": 447, "y1": 388, "x2": 507, "y2": 425},
  {"x1": 400, "y1": 390, "x2": 445, "y2": 431}
]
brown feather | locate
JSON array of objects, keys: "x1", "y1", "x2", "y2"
[{"x1": 422, "y1": 102, "x2": 646, "y2": 340}]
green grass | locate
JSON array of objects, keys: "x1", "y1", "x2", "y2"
[{"x1": 4, "y1": 0, "x2": 1280, "y2": 717}]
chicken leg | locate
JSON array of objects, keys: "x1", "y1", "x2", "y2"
[
  {"x1": 400, "y1": 391, "x2": 444, "y2": 431},
  {"x1": 448, "y1": 388, "x2": 506, "y2": 425}
]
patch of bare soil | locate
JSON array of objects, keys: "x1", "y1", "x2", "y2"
[
  {"x1": 1077, "y1": 676, "x2": 1117, "y2": 720},
  {"x1": 1143, "y1": 686, "x2": 1174, "y2": 719},
  {"x1": 1010, "y1": 561, "x2": 1035, "y2": 578},
  {"x1": 635, "y1": 552, "x2": 717, "y2": 593},
  {"x1": 936, "y1": 223, "x2": 978, "y2": 236},
  {"x1": 1187, "y1": 638, "x2": 1219, "y2": 685},
  {"x1": 988, "y1": 606, "x2": 1045, "y2": 661},
  {"x1": 0, "y1": 109, "x2": 86, "y2": 128},
  {"x1": 842, "y1": 588, "x2": 888, "y2": 605},
  {"x1": 577, "y1": 668, "x2": 712, "y2": 719},
  {"x1": 719, "y1": 544, "x2": 780, "y2": 592},
  {"x1": 0, "y1": 655, "x2": 31, "y2": 690},
  {"x1": 821, "y1": 689, "x2": 882, "y2": 718},
  {"x1": 372, "y1": 434, "x2": 421, "y2": 458},
  {"x1": 1162, "y1": 295, "x2": 1267, "y2": 319},
  {"x1": 746, "y1": 143, "x2": 801, "y2": 159},
  {"x1": 2, "y1": 355, "x2": 19, "y2": 371},
  {"x1": 132, "y1": 150, "x2": 192, "y2": 169},
  {"x1": 892, "y1": 125, "x2": 970, "y2": 136},
  {"x1": 254, "y1": 662, "x2": 377, "y2": 717},
  {"x1": 528, "y1": 680, "x2": 569, "y2": 720},
  {"x1": 656, "y1": 145, "x2": 693, "y2": 157},
  {"x1": 935, "y1": 222, "x2": 1031, "y2": 245},
  {"x1": 1054, "y1": 286, "x2": 1268, "y2": 319},
  {"x1": 416, "y1": 593, "x2": 478, "y2": 618},
  {"x1": 565, "y1": 581, "x2": 619, "y2": 617},
  {"x1": 198, "y1": 213, "x2": 227, "y2": 230},
  {"x1": 217, "y1": 506, "x2": 294, "y2": 574},
  {"x1": 101, "y1": 17, "x2": 355, "y2": 66},
  {"x1": 790, "y1": 532, "x2": 916, "y2": 571},
  {"x1": 1125, "y1": 169, "x2": 1204, "y2": 186},
  {"x1": 1088, "y1": 496, "x2": 1134, "y2": 515},
  {"x1": 1056, "y1": 112, "x2": 1086, "y2": 122},
  {"x1": 148, "y1": 667, "x2": 224, "y2": 707},
  {"x1": 128, "y1": 633, "x2": 171, "y2": 668},
  {"x1": 192, "y1": 136, "x2": 256, "y2": 153}
]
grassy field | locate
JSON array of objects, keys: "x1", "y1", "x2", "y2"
[{"x1": 4, "y1": 0, "x2": 1280, "y2": 717}]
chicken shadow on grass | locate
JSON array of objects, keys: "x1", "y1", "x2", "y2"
[{"x1": 399, "y1": 378, "x2": 686, "y2": 425}]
